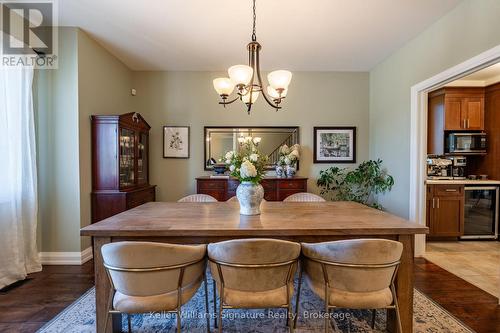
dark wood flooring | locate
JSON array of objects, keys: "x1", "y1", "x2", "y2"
[
  {"x1": 0, "y1": 258, "x2": 498, "y2": 333},
  {"x1": 414, "y1": 258, "x2": 500, "y2": 333},
  {"x1": 0, "y1": 261, "x2": 94, "y2": 333}
]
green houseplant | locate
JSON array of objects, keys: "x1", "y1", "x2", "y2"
[{"x1": 316, "y1": 159, "x2": 394, "y2": 209}]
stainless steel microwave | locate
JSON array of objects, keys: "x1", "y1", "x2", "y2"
[{"x1": 446, "y1": 132, "x2": 487, "y2": 155}]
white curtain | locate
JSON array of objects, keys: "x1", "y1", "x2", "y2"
[{"x1": 0, "y1": 66, "x2": 41, "y2": 289}]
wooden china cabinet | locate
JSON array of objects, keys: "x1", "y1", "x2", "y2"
[{"x1": 91, "y1": 112, "x2": 156, "y2": 223}]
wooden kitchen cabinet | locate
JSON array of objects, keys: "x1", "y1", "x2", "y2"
[
  {"x1": 426, "y1": 184, "x2": 464, "y2": 238},
  {"x1": 428, "y1": 88, "x2": 485, "y2": 154}
]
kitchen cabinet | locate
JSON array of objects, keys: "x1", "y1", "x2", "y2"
[
  {"x1": 426, "y1": 184, "x2": 464, "y2": 238},
  {"x1": 428, "y1": 87, "x2": 485, "y2": 154}
]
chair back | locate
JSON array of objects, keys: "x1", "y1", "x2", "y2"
[
  {"x1": 178, "y1": 194, "x2": 218, "y2": 202},
  {"x1": 301, "y1": 239, "x2": 402, "y2": 293},
  {"x1": 101, "y1": 241, "x2": 206, "y2": 297},
  {"x1": 283, "y1": 192, "x2": 326, "y2": 202},
  {"x1": 208, "y1": 238, "x2": 300, "y2": 292}
]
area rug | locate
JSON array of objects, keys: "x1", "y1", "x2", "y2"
[{"x1": 38, "y1": 275, "x2": 474, "y2": 333}]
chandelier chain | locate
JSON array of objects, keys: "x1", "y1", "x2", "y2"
[{"x1": 251, "y1": 0, "x2": 257, "y2": 41}]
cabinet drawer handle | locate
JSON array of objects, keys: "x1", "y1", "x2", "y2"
[
  {"x1": 436, "y1": 198, "x2": 440, "y2": 209},
  {"x1": 463, "y1": 119, "x2": 466, "y2": 128},
  {"x1": 432, "y1": 198, "x2": 435, "y2": 209},
  {"x1": 467, "y1": 119, "x2": 470, "y2": 128},
  {"x1": 445, "y1": 189, "x2": 457, "y2": 192}
]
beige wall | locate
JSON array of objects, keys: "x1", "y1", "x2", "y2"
[
  {"x1": 369, "y1": 0, "x2": 500, "y2": 218},
  {"x1": 77, "y1": 29, "x2": 135, "y2": 251},
  {"x1": 35, "y1": 28, "x2": 134, "y2": 252},
  {"x1": 132, "y1": 71, "x2": 369, "y2": 201},
  {"x1": 35, "y1": 28, "x2": 81, "y2": 252}
]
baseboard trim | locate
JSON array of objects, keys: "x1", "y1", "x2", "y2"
[{"x1": 40, "y1": 247, "x2": 93, "y2": 265}]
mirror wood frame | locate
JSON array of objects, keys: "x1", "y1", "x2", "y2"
[{"x1": 204, "y1": 126, "x2": 300, "y2": 171}]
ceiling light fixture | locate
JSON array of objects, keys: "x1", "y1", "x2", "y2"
[{"x1": 213, "y1": 0, "x2": 292, "y2": 115}]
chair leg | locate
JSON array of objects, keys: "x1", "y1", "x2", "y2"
[
  {"x1": 203, "y1": 275, "x2": 210, "y2": 333},
  {"x1": 324, "y1": 307, "x2": 330, "y2": 333},
  {"x1": 218, "y1": 303, "x2": 223, "y2": 333},
  {"x1": 177, "y1": 308, "x2": 181, "y2": 333},
  {"x1": 288, "y1": 304, "x2": 294, "y2": 333},
  {"x1": 127, "y1": 314, "x2": 132, "y2": 333},
  {"x1": 391, "y1": 285, "x2": 403, "y2": 333},
  {"x1": 213, "y1": 280, "x2": 218, "y2": 329},
  {"x1": 371, "y1": 309, "x2": 376, "y2": 329},
  {"x1": 293, "y1": 267, "x2": 302, "y2": 329},
  {"x1": 394, "y1": 303, "x2": 403, "y2": 333}
]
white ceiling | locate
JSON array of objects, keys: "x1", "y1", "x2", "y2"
[
  {"x1": 59, "y1": 0, "x2": 461, "y2": 71},
  {"x1": 446, "y1": 62, "x2": 500, "y2": 87}
]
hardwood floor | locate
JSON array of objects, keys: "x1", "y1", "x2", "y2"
[
  {"x1": 0, "y1": 261, "x2": 94, "y2": 333},
  {"x1": 415, "y1": 258, "x2": 500, "y2": 333},
  {"x1": 0, "y1": 258, "x2": 498, "y2": 333}
]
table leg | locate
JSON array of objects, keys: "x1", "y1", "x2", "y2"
[
  {"x1": 387, "y1": 234, "x2": 414, "y2": 333},
  {"x1": 94, "y1": 237, "x2": 112, "y2": 333}
]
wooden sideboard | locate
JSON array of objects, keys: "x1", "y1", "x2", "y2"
[{"x1": 196, "y1": 176, "x2": 308, "y2": 201}]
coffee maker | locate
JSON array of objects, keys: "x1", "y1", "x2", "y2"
[
  {"x1": 448, "y1": 156, "x2": 467, "y2": 179},
  {"x1": 427, "y1": 157, "x2": 453, "y2": 179}
]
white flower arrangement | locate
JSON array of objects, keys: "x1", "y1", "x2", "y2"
[
  {"x1": 224, "y1": 141, "x2": 268, "y2": 183},
  {"x1": 278, "y1": 144, "x2": 301, "y2": 166}
]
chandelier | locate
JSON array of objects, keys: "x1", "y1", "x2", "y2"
[{"x1": 212, "y1": 0, "x2": 292, "y2": 114}]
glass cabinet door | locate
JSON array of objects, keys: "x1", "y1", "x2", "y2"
[
  {"x1": 137, "y1": 132, "x2": 148, "y2": 185},
  {"x1": 119, "y1": 128, "x2": 135, "y2": 188}
]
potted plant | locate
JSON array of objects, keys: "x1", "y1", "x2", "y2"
[
  {"x1": 277, "y1": 144, "x2": 300, "y2": 178},
  {"x1": 316, "y1": 159, "x2": 394, "y2": 209},
  {"x1": 225, "y1": 141, "x2": 269, "y2": 215}
]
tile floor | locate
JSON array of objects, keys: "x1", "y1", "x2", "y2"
[{"x1": 424, "y1": 241, "x2": 500, "y2": 298}]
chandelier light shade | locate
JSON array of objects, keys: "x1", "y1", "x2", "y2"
[
  {"x1": 213, "y1": 0, "x2": 292, "y2": 114},
  {"x1": 213, "y1": 78, "x2": 235, "y2": 96},
  {"x1": 267, "y1": 70, "x2": 292, "y2": 90},
  {"x1": 241, "y1": 90, "x2": 260, "y2": 104},
  {"x1": 228, "y1": 65, "x2": 254, "y2": 86}
]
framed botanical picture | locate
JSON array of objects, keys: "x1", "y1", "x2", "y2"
[
  {"x1": 163, "y1": 126, "x2": 190, "y2": 158},
  {"x1": 313, "y1": 127, "x2": 356, "y2": 163}
]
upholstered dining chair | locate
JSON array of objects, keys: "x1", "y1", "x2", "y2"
[
  {"x1": 178, "y1": 194, "x2": 218, "y2": 202},
  {"x1": 101, "y1": 241, "x2": 210, "y2": 333},
  {"x1": 296, "y1": 239, "x2": 403, "y2": 333},
  {"x1": 283, "y1": 192, "x2": 326, "y2": 202},
  {"x1": 208, "y1": 238, "x2": 301, "y2": 333}
]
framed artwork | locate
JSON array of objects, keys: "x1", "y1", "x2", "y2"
[
  {"x1": 313, "y1": 127, "x2": 356, "y2": 163},
  {"x1": 163, "y1": 126, "x2": 190, "y2": 158}
]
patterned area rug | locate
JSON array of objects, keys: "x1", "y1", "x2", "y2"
[{"x1": 38, "y1": 275, "x2": 474, "y2": 333}]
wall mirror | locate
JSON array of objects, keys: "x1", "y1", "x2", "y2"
[{"x1": 204, "y1": 126, "x2": 299, "y2": 170}]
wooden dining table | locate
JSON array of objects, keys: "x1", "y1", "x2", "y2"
[{"x1": 81, "y1": 201, "x2": 428, "y2": 333}]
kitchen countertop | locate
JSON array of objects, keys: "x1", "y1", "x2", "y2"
[{"x1": 426, "y1": 179, "x2": 500, "y2": 185}]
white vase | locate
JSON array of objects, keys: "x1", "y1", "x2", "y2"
[{"x1": 236, "y1": 181, "x2": 264, "y2": 215}]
